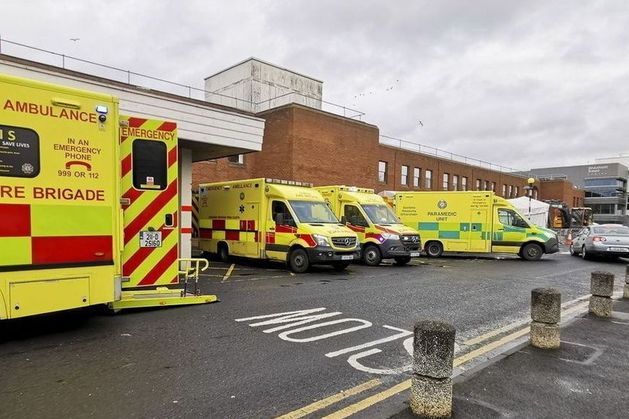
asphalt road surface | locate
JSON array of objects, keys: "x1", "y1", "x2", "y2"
[{"x1": 1, "y1": 249, "x2": 627, "y2": 418}]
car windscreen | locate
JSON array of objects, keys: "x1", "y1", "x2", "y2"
[
  {"x1": 592, "y1": 226, "x2": 629, "y2": 235},
  {"x1": 362, "y1": 204, "x2": 400, "y2": 224},
  {"x1": 289, "y1": 200, "x2": 339, "y2": 223}
]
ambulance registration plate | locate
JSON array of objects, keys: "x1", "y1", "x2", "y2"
[
  {"x1": 139, "y1": 231, "x2": 162, "y2": 248},
  {"x1": 341, "y1": 255, "x2": 354, "y2": 260},
  {"x1": 410, "y1": 252, "x2": 421, "y2": 257}
]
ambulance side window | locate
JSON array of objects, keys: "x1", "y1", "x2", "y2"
[
  {"x1": 344, "y1": 205, "x2": 368, "y2": 227},
  {"x1": 498, "y1": 209, "x2": 528, "y2": 228},
  {"x1": 132, "y1": 140, "x2": 167, "y2": 190},
  {"x1": 272, "y1": 201, "x2": 295, "y2": 227}
]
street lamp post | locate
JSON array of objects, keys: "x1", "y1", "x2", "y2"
[{"x1": 524, "y1": 177, "x2": 536, "y2": 220}]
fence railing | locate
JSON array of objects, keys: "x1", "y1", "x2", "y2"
[
  {"x1": 0, "y1": 37, "x2": 364, "y2": 119},
  {"x1": 380, "y1": 135, "x2": 527, "y2": 175}
]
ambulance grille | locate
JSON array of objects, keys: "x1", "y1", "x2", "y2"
[
  {"x1": 401, "y1": 235, "x2": 420, "y2": 243},
  {"x1": 332, "y1": 237, "x2": 357, "y2": 248}
]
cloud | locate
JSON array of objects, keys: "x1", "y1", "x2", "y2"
[{"x1": 2, "y1": 0, "x2": 628, "y2": 169}]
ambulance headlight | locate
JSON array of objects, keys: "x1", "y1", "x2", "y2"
[
  {"x1": 313, "y1": 234, "x2": 330, "y2": 247},
  {"x1": 380, "y1": 233, "x2": 400, "y2": 242}
]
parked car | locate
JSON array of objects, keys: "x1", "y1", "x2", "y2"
[{"x1": 570, "y1": 224, "x2": 629, "y2": 259}]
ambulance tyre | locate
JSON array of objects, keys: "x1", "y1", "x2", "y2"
[
  {"x1": 363, "y1": 244, "x2": 382, "y2": 266},
  {"x1": 425, "y1": 241, "x2": 443, "y2": 258},
  {"x1": 332, "y1": 262, "x2": 351, "y2": 271},
  {"x1": 289, "y1": 248, "x2": 310, "y2": 273},
  {"x1": 218, "y1": 242, "x2": 230, "y2": 263},
  {"x1": 520, "y1": 243, "x2": 543, "y2": 261}
]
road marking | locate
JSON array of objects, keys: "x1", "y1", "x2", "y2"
[
  {"x1": 322, "y1": 380, "x2": 411, "y2": 419},
  {"x1": 290, "y1": 272, "x2": 296, "y2": 276},
  {"x1": 275, "y1": 379, "x2": 382, "y2": 419},
  {"x1": 222, "y1": 263, "x2": 235, "y2": 282},
  {"x1": 326, "y1": 325, "x2": 412, "y2": 358}
]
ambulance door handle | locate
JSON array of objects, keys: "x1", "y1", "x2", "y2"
[{"x1": 165, "y1": 213, "x2": 174, "y2": 227}]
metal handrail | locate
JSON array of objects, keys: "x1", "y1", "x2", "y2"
[{"x1": 178, "y1": 258, "x2": 210, "y2": 296}]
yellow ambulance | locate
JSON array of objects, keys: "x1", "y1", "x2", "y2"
[
  {"x1": 392, "y1": 191, "x2": 559, "y2": 260},
  {"x1": 0, "y1": 73, "x2": 215, "y2": 320},
  {"x1": 316, "y1": 186, "x2": 421, "y2": 266},
  {"x1": 198, "y1": 179, "x2": 360, "y2": 272}
]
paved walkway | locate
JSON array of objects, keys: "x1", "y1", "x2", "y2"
[{"x1": 393, "y1": 298, "x2": 629, "y2": 418}]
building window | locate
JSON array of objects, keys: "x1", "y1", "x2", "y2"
[
  {"x1": 425, "y1": 170, "x2": 433, "y2": 189},
  {"x1": 413, "y1": 168, "x2": 421, "y2": 188},
  {"x1": 491, "y1": 182, "x2": 496, "y2": 192},
  {"x1": 228, "y1": 154, "x2": 244, "y2": 165},
  {"x1": 508, "y1": 185, "x2": 513, "y2": 197},
  {"x1": 452, "y1": 175, "x2": 459, "y2": 191},
  {"x1": 378, "y1": 161, "x2": 388, "y2": 183},
  {"x1": 476, "y1": 179, "x2": 481, "y2": 190},
  {"x1": 514, "y1": 186, "x2": 519, "y2": 196},
  {"x1": 502, "y1": 184, "x2": 507, "y2": 196},
  {"x1": 483, "y1": 180, "x2": 489, "y2": 191},
  {"x1": 461, "y1": 176, "x2": 468, "y2": 191},
  {"x1": 401, "y1": 165, "x2": 409, "y2": 186},
  {"x1": 443, "y1": 173, "x2": 450, "y2": 190}
]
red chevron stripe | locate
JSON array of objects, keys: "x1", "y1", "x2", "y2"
[
  {"x1": 168, "y1": 146, "x2": 177, "y2": 167},
  {"x1": 138, "y1": 245, "x2": 178, "y2": 286},
  {"x1": 122, "y1": 187, "x2": 144, "y2": 207},
  {"x1": 122, "y1": 225, "x2": 175, "y2": 276},
  {"x1": 124, "y1": 179, "x2": 177, "y2": 244},
  {"x1": 128, "y1": 117, "x2": 147, "y2": 128},
  {"x1": 157, "y1": 121, "x2": 177, "y2": 132},
  {"x1": 121, "y1": 154, "x2": 132, "y2": 177}
]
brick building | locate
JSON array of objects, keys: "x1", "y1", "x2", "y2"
[{"x1": 193, "y1": 58, "x2": 583, "y2": 207}]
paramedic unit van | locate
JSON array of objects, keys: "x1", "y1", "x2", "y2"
[
  {"x1": 392, "y1": 191, "x2": 559, "y2": 260},
  {"x1": 0, "y1": 73, "x2": 214, "y2": 320},
  {"x1": 197, "y1": 179, "x2": 360, "y2": 273},
  {"x1": 316, "y1": 185, "x2": 421, "y2": 266}
]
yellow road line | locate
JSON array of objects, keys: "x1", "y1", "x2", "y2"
[
  {"x1": 275, "y1": 378, "x2": 382, "y2": 419},
  {"x1": 280, "y1": 299, "x2": 592, "y2": 419},
  {"x1": 221, "y1": 263, "x2": 235, "y2": 282},
  {"x1": 464, "y1": 319, "x2": 528, "y2": 346},
  {"x1": 322, "y1": 380, "x2": 411, "y2": 419}
]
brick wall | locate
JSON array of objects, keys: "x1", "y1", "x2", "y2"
[{"x1": 191, "y1": 103, "x2": 584, "y2": 206}]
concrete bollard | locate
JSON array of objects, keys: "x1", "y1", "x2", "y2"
[
  {"x1": 410, "y1": 320, "x2": 456, "y2": 418},
  {"x1": 530, "y1": 288, "x2": 561, "y2": 349},
  {"x1": 589, "y1": 271, "x2": 614, "y2": 317},
  {"x1": 623, "y1": 266, "x2": 629, "y2": 299}
]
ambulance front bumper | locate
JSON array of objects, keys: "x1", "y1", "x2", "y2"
[
  {"x1": 380, "y1": 239, "x2": 422, "y2": 259},
  {"x1": 307, "y1": 247, "x2": 361, "y2": 264},
  {"x1": 544, "y1": 237, "x2": 559, "y2": 254}
]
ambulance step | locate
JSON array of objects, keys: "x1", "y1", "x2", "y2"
[{"x1": 109, "y1": 287, "x2": 219, "y2": 311}]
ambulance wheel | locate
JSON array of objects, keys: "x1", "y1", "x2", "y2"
[
  {"x1": 425, "y1": 241, "x2": 443, "y2": 258},
  {"x1": 218, "y1": 243, "x2": 230, "y2": 263},
  {"x1": 332, "y1": 262, "x2": 351, "y2": 271},
  {"x1": 289, "y1": 248, "x2": 310, "y2": 273},
  {"x1": 394, "y1": 256, "x2": 411, "y2": 266},
  {"x1": 363, "y1": 245, "x2": 382, "y2": 266},
  {"x1": 520, "y1": 243, "x2": 543, "y2": 261}
]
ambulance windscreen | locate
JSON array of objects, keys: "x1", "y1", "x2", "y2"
[
  {"x1": 289, "y1": 200, "x2": 339, "y2": 224},
  {"x1": 362, "y1": 204, "x2": 400, "y2": 225}
]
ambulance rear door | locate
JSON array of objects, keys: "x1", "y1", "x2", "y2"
[{"x1": 119, "y1": 117, "x2": 179, "y2": 287}]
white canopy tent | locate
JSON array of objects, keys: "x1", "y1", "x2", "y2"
[{"x1": 507, "y1": 196, "x2": 550, "y2": 228}]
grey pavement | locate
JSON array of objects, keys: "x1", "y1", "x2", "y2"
[{"x1": 390, "y1": 298, "x2": 629, "y2": 418}]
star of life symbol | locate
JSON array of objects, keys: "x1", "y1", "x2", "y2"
[
  {"x1": 438, "y1": 200, "x2": 447, "y2": 209},
  {"x1": 22, "y1": 163, "x2": 34, "y2": 174}
]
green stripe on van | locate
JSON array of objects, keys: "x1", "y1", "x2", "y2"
[
  {"x1": 418, "y1": 222, "x2": 439, "y2": 230},
  {"x1": 439, "y1": 231, "x2": 460, "y2": 239}
]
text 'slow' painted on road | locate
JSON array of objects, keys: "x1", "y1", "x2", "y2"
[{"x1": 235, "y1": 308, "x2": 414, "y2": 375}]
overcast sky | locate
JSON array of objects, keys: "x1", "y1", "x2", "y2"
[{"x1": 2, "y1": 0, "x2": 628, "y2": 170}]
